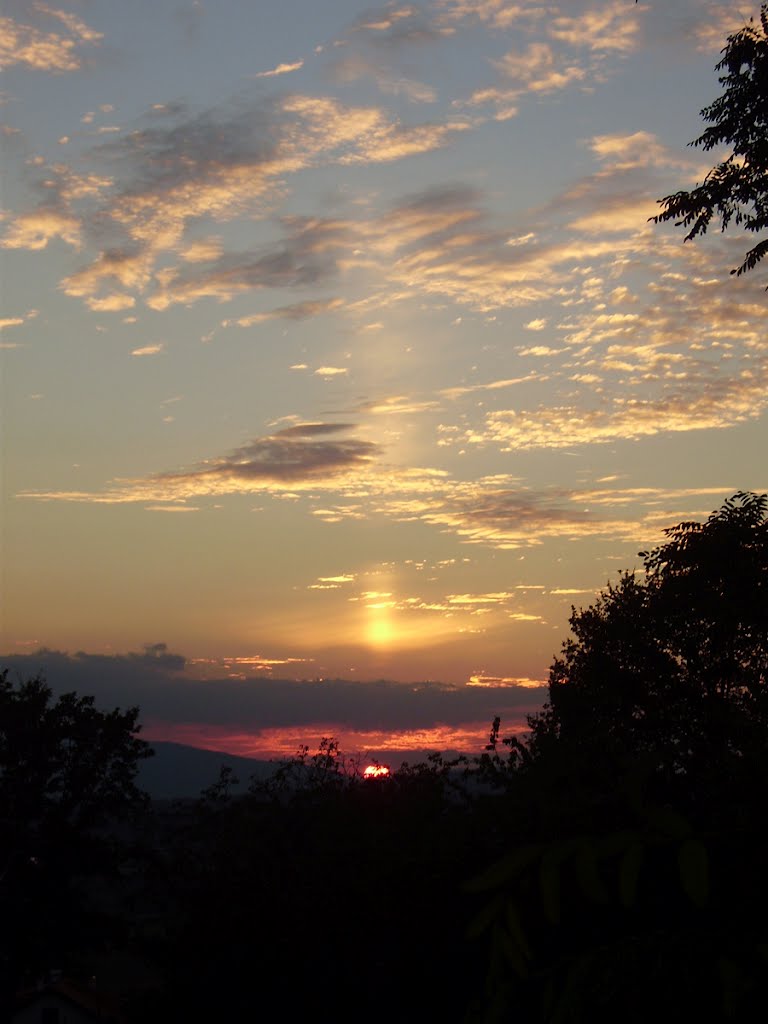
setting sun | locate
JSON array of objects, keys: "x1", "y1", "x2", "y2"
[
  {"x1": 1, "y1": 0, "x2": 764, "y2": 1016},
  {"x1": 2, "y1": 0, "x2": 764, "y2": 783},
  {"x1": 366, "y1": 608, "x2": 396, "y2": 649}
]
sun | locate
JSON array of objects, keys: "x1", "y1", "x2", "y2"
[{"x1": 366, "y1": 608, "x2": 396, "y2": 648}]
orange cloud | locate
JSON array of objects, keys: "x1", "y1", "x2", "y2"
[
  {"x1": 0, "y1": 6, "x2": 102, "y2": 72},
  {"x1": 253, "y1": 59, "x2": 304, "y2": 78},
  {"x1": 478, "y1": 364, "x2": 768, "y2": 451},
  {"x1": 142, "y1": 720, "x2": 532, "y2": 760},
  {"x1": 87, "y1": 294, "x2": 136, "y2": 312},
  {"x1": 548, "y1": 0, "x2": 645, "y2": 52},
  {"x1": 2, "y1": 208, "x2": 81, "y2": 250}
]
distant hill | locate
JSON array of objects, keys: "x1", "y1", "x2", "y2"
[
  {"x1": 137, "y1": 740, "x2": 471, "y2": 799},
  {"x1": 138, "y1": 741, "x2": 277, "y2": 799}
]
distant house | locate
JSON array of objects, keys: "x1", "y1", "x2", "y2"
[{"x1": 11, "y1": 976, "x2": 126, "y2": 1024}]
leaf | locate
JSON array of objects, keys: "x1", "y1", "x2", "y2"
[
  {"x1": 505, "y1": 902, "x2": 532, "y2": 960},
  {"x1": 464, "y1": 843, "x2": 540, "y2": 893},
  {"x1": 596, "y1": 829, "x2": 639, "y2": 859},
  {"x1": 496, "y1": 923, "x2": 530, "y2": 979},
  {"x1": 718, "y1": 956, "x2": 752, "y2": 1019},
  {"x1": 539, "y1": 847, "x2": 562, "y2": 925},
  {"x1": 541, "y1": 976, "x2": 556, "y2": 1019},
  {"x1": 467, "y1": 896, "x2": 503, "y2": 940},
  {"x1": 575, "y1": 841, "x2": 608, "y2": 904},
  {"x1": 678, "y1": 838, "x2": 709, "y2": 908},
  {"x1": 618, "y1": 842, "x2": 644, "y2": 909},
  {"x1": 645, "y1": 804, "x2": 693, "y2": 840}
]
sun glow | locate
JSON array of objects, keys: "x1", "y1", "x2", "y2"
[
  {"x1": 366, "y1": 606, "x2": 396, "y2": 648},
  {"x1": 363, "y1": 764, "x2": 391, "y2": 778}
]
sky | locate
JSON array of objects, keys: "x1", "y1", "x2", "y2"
[{"x1": 1, "y1": 0, "x2": 766, "y2": 762}]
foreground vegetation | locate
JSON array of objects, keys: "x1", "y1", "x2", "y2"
[
  {"x1": 4, "y1": 10, "x2": 768, "y2": 1019},
  {"x1": 1, "y1": 492, "x2": 767, "y2": 1022}
]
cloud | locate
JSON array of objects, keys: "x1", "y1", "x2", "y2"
[
  {"x1": 63, "y1": 248, "x2": 154, "y2": 298},
  {"x1": 370, "y1": 479, "x2": 751, "y2": 554},
  {"x1": 178, "y1": 238, "x2": 223, "y2": 262},
  {"x1": 364, "y1": 185, "x2": 561, "y2": 309},
  {"x1": 376, "y1": 75, "x2": 438, "y2": 103},
  {"x1": 35, "y1": 4, "x2": 103, "y2": 44},
  {"x1": 367, "y1": 182, "x2": 485, "y2": 253},
  {"x1": 17, "y1": 410, "x2": 744, "y2": 556},
  {"x1": 468, "y1": 674, "x2": 545, "y2": 688},
  {"x1": 454, "y1": 2, "x2": 646, "y2": 118},
  {"x1": 332, "y1": 53, "x2": 438, "y2": 102},
  {"x1": 493, "y1": 41, "x2": 586, "y2": 94},
  {"x1": 144, "y1": 504, "x2": 198, "y2": 512},
  {"x1": 335, "y1": 113, "x2": 470, "y2": 164},
  {"x1": 335, "y1": 134, "x2": 718, "y2": 320},
  {"x1": 0, "y1": 647, "x2": 545, "y2": 738},
  {"x1": 549, "y1": 588, "x2": 595, "y2": 596},
  {"x1": 359, "y1": 394, "x2": 441, "y2": 415},
  {"x1": 516, "y1": 345, "x2": 559, "y2": 357},
  {"x1": 315, "y1": 366, "x2": 348, "y2": 376},
  {"x1": 174, "y1": 0, "x2": 205, "y2": 43},
  {"x1": 148, "y1": 423, "x2": 375, "y2": 490},
  {"x1": 439, "y1": 374, "x2": 539, "y2": 400},
  {"x1": 279, "y1": 94, "x2": 465, "y2": 164},
  {"x1": 253, "y1": 59, "x2": 304, "y2": 78},
  {"x1": 329, "y1": 5, "x2": 445, "y2": 102},
  {"x1": 131, "y1": 344, "x2": 163, "y2": 357},
  {"x1": 347, "y1": 4, "x2": 453, "y2": 47},
  {"x1": 1, "y1": 208, "x2": 81, "y2": 250},
  {"x1": 547, "y1": 0, "x2": 646, "y2": 52},
  {"x1": 87, "y1": 294, "x2": 136, "y2": 312},
  {"x1": 0, "y1": 309, "x2": 37, "y2": 331},
  {"x1": 568, "y1": 196, "x2": 659, "y2": 234},
  {"x1": 20, "y1": 423, "x2": 380, "y2": 503},
  {"x1": 146, "y1": 217, "x2": 353, "y2": 309},
  {"x1": 347, "y1": 182, "x2": 570, "y2": 311},
  {"x1": 446, "y1": 592, "x2": 517, "y2": 606},
  {"x1": 589, "y1": 130, "x2": 679, "y2": 170},
  {"x1": 275, "y1": 422, "x2": 354, "y2": 438},
  {"x1": 8, "y1": 88, "x2": 766, "y2": 504},
  {"x1": 385, "y1": 485, "x2": 613, "y2": 549},
  {"x1": 9, "y1": 92, "x2": 470, "y2": 309},
  {"x1": 435, "y1": 0, "x2": 540, "y2": 31},
  {"x1": 477, "y1": 363, "x2": 768, "y2": 450},
  {"x1": 0, "y1": 5, "x2": 102, "y2": 72},
  {"x1": 689, "y1": 3, "x2": 750, "y2": 52},
  {"x1": 459, "y1": 86, "x2": 519, "y2": 119},
  {"x1": 222, "y1": 297, "x2": 344, "y2": 328}
]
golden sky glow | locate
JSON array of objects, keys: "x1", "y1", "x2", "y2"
[{"x1": 1, "y1": 0, "x2": 766, "y2": 758}]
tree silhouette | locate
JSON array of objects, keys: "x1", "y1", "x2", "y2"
[
  {"x1": 654, "y1": 7, "x2": 768, "y2": 281},
  {"x1": 468, "y1": 493, "x2": 768, "y2": 1023},
  {"x1": 528, "y1": 492, "x2": 768, "y2": 773},
  {"x1": 146, "y1": 736, "x2": 486, "y2": 1024},
  {"x1": 0, "y1": 671, "x2": 152, "y2": 1002}
]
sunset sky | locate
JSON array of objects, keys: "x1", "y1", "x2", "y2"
[{"x1": 2, "y1": 0, "x2": 766, "y2": 761}]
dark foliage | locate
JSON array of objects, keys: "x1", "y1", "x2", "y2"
[
  {"x1": 0, "y1": 672, "x2": 152, "y2": 1008},
  {"x1": 528, "y1": 491, "x2": 768, "y2": 772},
  {"x1": 468, "y1": 493, "x2": 768, "y2": 1023},
  {"x1": 6, "y1": 496, "x2": 768, "y2": 1023},
  {"x1": 132, "y1": 743, "x2": 490, "y2": 1024},
  {"x1": 655, "y1": 7, "x2": 768, "y2": 280}
]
